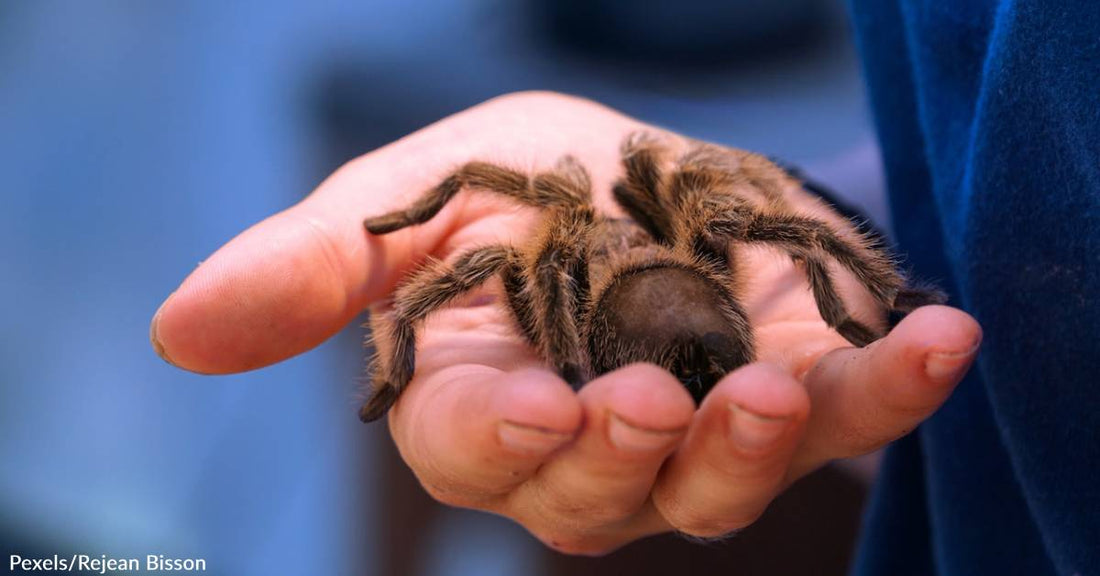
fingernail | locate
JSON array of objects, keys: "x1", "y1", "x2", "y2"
[
  {"x1": 728, "y1": 404, "x2": 790, "y2": 452},
  {"x1": 925, "y1": 343, "x2": 980, "y2": 382},
  {"x1": 498, "y1": 421, "x2": 573, "y2": 456},
  {"x1": 607, "y1": 412, "x2": 684, "y2": 453},
  {"x1": 150, "y1": 295, "x2": 178, "y2": 367}
]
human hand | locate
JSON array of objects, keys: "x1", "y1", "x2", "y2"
[{"x1": 151, "y1": 92, "x2": 981, "y2": 555}]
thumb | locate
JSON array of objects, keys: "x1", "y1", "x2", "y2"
[{"x1": 150, "y1": 160, "x2": 452, "y2": 374}]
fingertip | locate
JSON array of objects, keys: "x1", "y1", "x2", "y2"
[
  {"x1": 581, "y1": 363, "x2": 696, "y2": 432},
  {"x1": 391, "y1": 367, "x2": 582, "y2": 502},
  {"x1": 512, "y1": 364, "x2": 692, "y2": 531},
  {"x1": 707, "y1": 363, "x2": 811, "y2": 423},
  {"x1": 492, "y1": 369, "x2": 584, "y2": 435},
  {"x1": 651, "y1": 363, "x2": 806, "y2": 536},
  {"x1": 153, "y1": 213, "x2": 359, "y2": 374},
  {"x1": 891, "y1": 305, "x2": 983, "y2": 358},
  {"x1": 149, "y1": 297, "x2": 177, "y2": 368},
  {"x1": 871, "y1": 305, "x2": 982, "y2": 394}
]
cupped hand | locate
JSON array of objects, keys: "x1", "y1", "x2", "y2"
[{"x1": 151, "y1": 92, "x2": 981, "y2": 555}]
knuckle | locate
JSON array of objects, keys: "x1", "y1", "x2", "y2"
[
  {"x1": 697, "y1": 447, "x2": 787, "y2": 487},
  {"x1": 332, "y1": 150, "x2": 376, "y2": 180},
  {"x1": 412, "y1": 459, "x2": 497, "y2": 510},
  {"x1": 420, "y1": 480, "x2": 479, "y2": 509},
  {"x1": 528, "y1": 529, "x2": 618, "y2": 557},
  {"x1": 487, "y1": 90, "x2": 589, "y2": 110},
  {"x1": 653, "y1": 491, "x2": 761, "y2": 539},
  {"x1": 585, "y1": 501, "x2": 641, "y2": 526},
  {"x1": 535, "y1": 483, "x2": 639, "y2": 527},
  {"x1": 549, "y1": 499, "x2": 634, "y2": 529},
  {"x1": 481, "y1": 91, "x2": 619, "y2": 124}
]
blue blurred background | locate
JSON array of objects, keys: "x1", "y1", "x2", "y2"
[{"x1": 0, "y1": 1, "x2": 885, "y2": 574}]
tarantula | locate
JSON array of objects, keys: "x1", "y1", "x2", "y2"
[{"x1": 358, "y1": 133, "x2": 942, "y2": 422}]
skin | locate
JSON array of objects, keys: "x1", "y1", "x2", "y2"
[{"x1": 150, "y1": 91, "x2": 982, "y2": 555}]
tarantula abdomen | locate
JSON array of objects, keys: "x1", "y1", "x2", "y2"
[{"x1": 587, "y1": 262, "x2": 755, "y2": 403}]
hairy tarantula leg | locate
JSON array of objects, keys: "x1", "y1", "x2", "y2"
[
  {"x1": 728, "y1": 211, "x2": 904, "y2": 308},
  {"x1": 612, "y1": 132, "x2": 675, "y2": 243},
  {"x1": 527, "y1": 208, "x2": 595, "y2": 388},
  {"x1": 800, "y1": 254, "x2": 881, "y2": 346},
  {"x1": 892, "y1": 284, "x2": 949, "y2": 312},
  {"x1": 501, "y1": 257, "x2": 540, "y2": 347},
  {"x1": 668, "y1": 146, "x2": 797, "y2": 220},
  {"x1": 359, "y1": 246, "x2": 521, "y2": 422},
  {"x1": 736, "y1": 153, "x2": 796, "y2": 211},
  {"x1": 691, "y1": 208, "x2": 898, "y2": 347},
  {"x1": 688, "y1": 217, "x2": 880, "y2": 346},
  {"x1": 364, "y1": 159, "x2": 592, "y2": 235},
  {"x1": 552, "y1": 155, "x2": 592, "y2": 195},
  {"x1": 675, "y1": 208, "x2": 736, "y2": 270}
]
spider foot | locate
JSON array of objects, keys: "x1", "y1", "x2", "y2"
[{"x1": 359, "y1": 384, "x2": 399, "y2": 423}]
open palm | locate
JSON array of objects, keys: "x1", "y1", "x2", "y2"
[{"x1": 152, "y1": 92, "x2": 980, "y2": 554}]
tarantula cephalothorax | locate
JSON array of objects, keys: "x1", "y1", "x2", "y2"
[{"x1": 357, "y1": 133, "x2": 943, "y2": 422}]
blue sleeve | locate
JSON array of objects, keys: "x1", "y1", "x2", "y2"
[{"x1": 848, "y1": 1, "x2": 1100, "y2": 575}]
